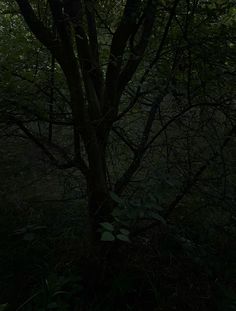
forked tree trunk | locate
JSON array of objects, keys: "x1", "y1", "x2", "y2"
[
  {"x1": 82, "y1": 127, "x2": 114, "y2": 245},
  {"x1": 15, "y1": 0, "x2": 161, "y2": 253}
]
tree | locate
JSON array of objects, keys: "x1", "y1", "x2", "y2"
[
  {"x1": 1, "y1": 0, "x2": 235, "y2": 246},
  {"x1": 7, "y1": 0, "x2": 175, "y2": 240},
  {"x1": 1, "y1": 1, "x2": 236, "y2": 309}
]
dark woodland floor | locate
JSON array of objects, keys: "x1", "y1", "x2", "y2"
[{"x1": 0, "y1": 138, "x2": 235, "y2": 311}]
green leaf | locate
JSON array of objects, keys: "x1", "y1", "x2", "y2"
[
  {"x1": 0, "y1": 304, "x2": 8, "y2": 311},
  {"x1": 119, "y1": 228, "x2": 130, "y2": 236},
  {"x1": 23, "y1": 233, "x2": 35, "y2": 241},
  {"x1": 110, "y1": 192, "x2": 123, "y2": 204},
  {"x1": 101, "y1": 231, "x2": 115, "y2": 241},
  {"x1": 148, "y1": 212, "x2": 166, "y2": 224},
  {"x1": 112, "y1": 208, "x2": 122, "y2": 217},
  {"x1": 47, "y1": 302, "x2": 58, "y2": 309},
  {"x1": 116, "y1": 234, "x2": 131, "y2": 243},
  {"x1": 100, "y1": 222, "x2": 114, "y2": 231}
]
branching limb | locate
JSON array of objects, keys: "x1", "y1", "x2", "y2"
[{"x1": 15, "y1": 0, "x2": 63, "y2": 59}]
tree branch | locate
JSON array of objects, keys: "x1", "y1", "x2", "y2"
[
  {"x1": 15, "y1": 0, "x2": 62, "y2": 58},
  {"x1": 118, "y1": 0, "x2": 158, "y2": 93},
  {"x1": 104, "y1": 0, "x2": 142, "y2": 109},
  {"x1": 133, "y1": 124, "x2": 236, "y2": 236}
]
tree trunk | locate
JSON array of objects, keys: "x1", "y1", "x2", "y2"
[{"x1": 86, "y1": 147, "x2": 113, "y2": 243}]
